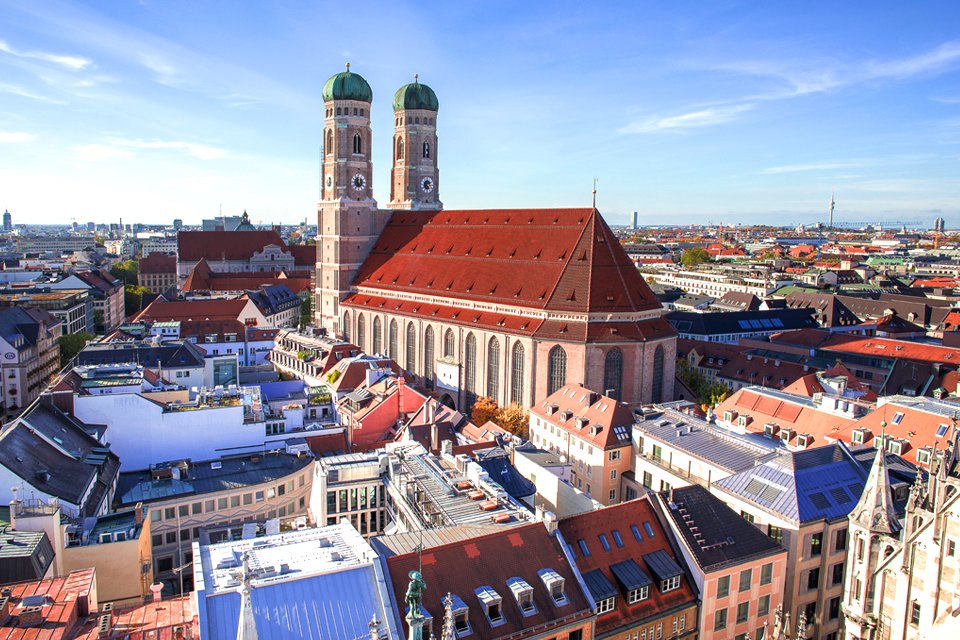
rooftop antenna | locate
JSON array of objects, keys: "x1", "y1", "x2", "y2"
[
  {"x1": 591, "y1": 177, "x2": 599, "y2": 209},
  {"x1": 829, "y1": 191, "x2": 835, "y2": 229}
]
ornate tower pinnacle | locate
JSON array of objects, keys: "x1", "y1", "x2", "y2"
[
  {"x1": 851, "y1": 433, "x2": 901, "y2": 535},
  {"x1": 405, "y1": 570, "x2": 427, "y2": 640},
  {"x1": 389, "y1": 75, "x2": 441, "y2": 211}
]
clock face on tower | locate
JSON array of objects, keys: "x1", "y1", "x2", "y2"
[
  {"x1": 420, "y1": 177, "x2": 435, "y2": 194},
  {"x1": 325, "y1": 176, "x2": 332, "y2": 189},
  {"x1": 352, "y1": 174, "x2": 366, "y2": 191}
]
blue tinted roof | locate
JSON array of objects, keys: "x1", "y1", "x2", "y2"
[
  {"x1": 642, "y1": 550, "x2": 683, "y2": 582},
  {"x1": 582, "y1": 569, "x2": 618, "y2": 601},
  {"x1": 610, "y1": 559, "x2": 653, "y2": 591},
  {"x1": 204, "y1": 565, "x2": 386, "y2": 639}
]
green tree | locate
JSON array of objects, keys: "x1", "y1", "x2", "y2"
[
  {"x1": 124, "y1": 284, "x2": 150, "y2": 316},
  {"x1": 680, "y1": 246, "x2": 711, "y2": 268},
  {"x1": 58, "y1": 332, "x2": 94, "y2": 367},
  {"x1": 299, "y1": 295, "x2": 313, "y2": 329},
  {"x1": 111, "y1": 259, "x2": 139, "y2": 286},
  {"x1": 676, "y1": 358, "x2": 731, "y2": 408}
]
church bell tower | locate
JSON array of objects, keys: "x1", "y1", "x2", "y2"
[
  {"x1": 315, "y1": 64, "x2": 388, "y2": 336},
  {"x1": 389, "y1": 76, "x2": 442, "y2": 210}
]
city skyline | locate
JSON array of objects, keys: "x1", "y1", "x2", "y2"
[{"x1": 1, "y1": 1, "x2": 959, "y2": 226}]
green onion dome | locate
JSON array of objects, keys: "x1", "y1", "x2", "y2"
[
  {"x1": 393, "y1": 75, "x2": 439, "y2": 112},
  {"x1": 322, "y1": 64, "x2": 372, "y2": 102}
]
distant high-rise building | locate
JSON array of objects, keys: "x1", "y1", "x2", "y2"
[
  {"x1": 173, "y1": 218, "x2": 183, "y2": 231},
  {"x1": 935, "y1": 216, "x2": 945, "y2": 233},
  {"x1": 632, "y1": 210, "x2": 638, "y2": 229},
  {"x1": 2, "y1": 209, "x2": 11, "y2": 232}
]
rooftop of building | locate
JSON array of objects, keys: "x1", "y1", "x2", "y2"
[
  {"x1": 533, "y1": 384, "x2": 635, "y2": 450},
  {"x1": 712, "y1": 443, "x2": 919, "y2": 525},
  {"x1": 0, "y1": 568, "x2": 95, "y2": 640},
  {"x1": 385, "y1": 521, "x2": 593, "y2": 640},
  {"x1": 635, "y1": 408, "x2": 778, "y2": 474},
  {"x1": 662, "y1": 485, "x2": 786, "y2": 572},
  {"x1": 195, "y1": 522, "x2": 395, "y2": 640},
  {"x1": 116, "y1": 451, "x2": 313, "y2": 506},
  {"x1": 558, "y1": 497, "x2": 697, "y2": 636},
  {"x1": 389, "y1": 447, "x2": 533, "y2": 529},
  {"x1": 0, "y1": 527, "x2": 55, "y2": 584}
]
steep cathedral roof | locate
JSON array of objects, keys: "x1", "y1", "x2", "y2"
[{"x1": 351, "y1": 208, "x2": 661, "y2": 315}]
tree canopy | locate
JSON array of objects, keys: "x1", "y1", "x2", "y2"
[{"x1": 680, "y1": 246, "x2": 711, "y2": 267}]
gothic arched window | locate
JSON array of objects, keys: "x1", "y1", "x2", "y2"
[
  {"x1": 547, "y1": 345, "x2": 567, "y2": 395},
  {"x1": 424, "y1": 326, "x2": 435, "y2": 383},
  {"x1": 372, "y1": 316, "x2": 382, "y2": 354},
  {"x1": 388, "y1": 319, "x2": 398, "y2": 359},
  {"x1": 406, "y1": 322, "x2": 417, "y2": 373},
  {"x1": 357, "y1": 315, "x2": 366, "y2": 352},
  {"x1": 651, "y1": 345, "x2": 664, "y2": 402},
  {"x1": 325, "y1": 129, "x2": 333, "y2": 155},
  {"x1": 396, "y1": 137, "x2": 404, "y2": 161},
  {"x1": 464, "y1": 333, "x2": 477, "y2": 409},
  {"x1": 487, "y1": 337, "x2": 500, "y2": 401},
  {"x1": 511, "y1": 342, "x2": 525, "y2": 405},
  {"x1": 422, "y1": 141, "x2": 430, "y2": 159},
  {"x1": 444, "y1": 329, "x2": 455, "y2": 358},
  {"x1": 341, "y1": 311, "x2": 350, "y2": 341},
  {"x1": 604, "y1": 348, "x2": 623, "y2": 401},
  {"x1": 353, "y1": 132, "x2": 363, "y2": 155}
]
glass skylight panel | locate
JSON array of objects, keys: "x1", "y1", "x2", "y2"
[
  {"x1": 892, "y1": 412, "x2": 904, "y2": 425},
  {"x1": 599, "y1": 534, "x2": 611, "y2": 552},
  {"x1": 643, "y1": 522, "x2": 655, "y2": 538},
  {"x1": 937, "y1": 424, "x2": 949, "y2": 437},
  {"x1": 612, "y1": 530, "x2": 624, "y2": 548},
  {"x1": 578, "y1": 539, "x2": 591, "y2": 557},
  {"x1": 631, "y1": 525, "x2": 643, "y2": 542}
]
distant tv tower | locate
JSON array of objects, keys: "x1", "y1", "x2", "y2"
[{"x1": 829, "y1": 191, "x2": 835, "y2": 228}]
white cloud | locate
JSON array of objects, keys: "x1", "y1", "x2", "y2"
[
  {"x1": 0, "y1": 131, "x2": 34, "y2": 143},
  {"x1": 619, "y1": 103, "x2": 754, "y2": 134},
  {"x1": 0, "y1": 82, "x2": 65, "y2": 103},
  {"x1": 73, "y1": 144, "x2": 135, "y2": 161},
  {"x1": 0, "y1": 38, "x2": 92, "y2": 70},
  {"x1": 116, "y1": 138, "x2": 227, "y2": 160},
  {"x1": 866, "y1": 41, "x2": 960, "y2": 79}
]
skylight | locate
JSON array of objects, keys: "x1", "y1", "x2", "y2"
[
  {"x1": 643, "y1": 522, "x2": 655, "y2": 538},
  {"x1": 937, "y1": 424, "x2": 949, "y2": 438},
  {"x1": 578, "y1": 539, "x2": 591, "y2": 557},
  {"x1": 598, "y1": 534, "x2": 611, "y2": 552},
  {"x1": 612, "y1": 530, "x2": 624, "y2": 548},
  {"x1": 631, "y1": 525, "x2": 643, "y2": 542},
  {"x1": 892, "y1": 412, "x2": 904, "y2": 425}
]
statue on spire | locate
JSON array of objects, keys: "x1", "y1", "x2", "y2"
[{"x1": 405, "y1": 570, "x2": 427, "y2": 640}]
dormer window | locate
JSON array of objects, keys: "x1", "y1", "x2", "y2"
[
  {"x1": 738, "y1": 415, "x2": 750, "y2": 428},
  {"x1": 476, "y1": 586, "x2": 504, "y2": 626},
  {"x1": 628, "y1": 585, "x2": 649, "y2": 604},
  {"x1": 538, "y1": 568, "x2": 567, "y2": 606},
  {"x1": 661, "y1": 576, "x2": 681, "y2": 592},
  {"x1": 887, "y1": 439, "x2": 905, "y2": 455},
  {"x1": 852, "y1": 428, "x2": 870, "y2": 445},
  {"x1": 447, "y1": 595, "x2": 471, "y2": 635},
  {"x1": 763, "y1": 423, "x2": 778, "y2": 439},
  {"x1": 797, "y1": 434, "x2": 812, "y2": 449},
  {"x1": 597, "y1": 596, "x2": 616, "y2": 613},
  {"x1": 917, "y1": 448, "x2": 932, "y2": 465},
  {"x1": 724, "y1": 411, "x2": 736, "y2": 423},
  {"x1": 507, "y1": 577, "x2": 537, "y2": 616}
]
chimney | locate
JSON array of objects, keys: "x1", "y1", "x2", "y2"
[
  {"x1": 134, "y1": 502, "x2": 144, "y2": 527},
  {"x1": 431, "y1": 420, "x2": 440, "y2": 453},
  {"x1": 543, "y1": 511, "x2": 558, "y2": 535}
]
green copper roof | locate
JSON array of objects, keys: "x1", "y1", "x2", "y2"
[
  {"x1": 322, "y1": 65, "x2": 372, "y2": 103},
  {"x1": 393, "y1": 77, "x2": 439, "y2": 112}
]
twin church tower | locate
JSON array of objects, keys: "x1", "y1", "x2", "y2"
[{"x1": 315, "y1": 65, "x2": 442, "y2": 334}]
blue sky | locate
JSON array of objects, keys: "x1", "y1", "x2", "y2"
[{"x1": 1, "y1": 1, "x2": 959, "y2": 227}]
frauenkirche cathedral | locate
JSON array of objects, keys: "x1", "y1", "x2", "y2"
[{"x1": 315, "y1": 65, "x2": 676, "y2": 410}]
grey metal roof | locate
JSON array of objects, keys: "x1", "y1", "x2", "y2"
[
  {"x1": 634, "y1": 409, "x2": 777, "y2": 473},
  {"x1": 713, "y1": 443, "x2": 919, "y2": 525},
  {"x1": 667, "y1": 308, "x2": 817, "y2": 336},
  {"x1": 609, "y1": 559, "x2": 652, "y2": 591},
  {"x1": 666, "y1": 485, "x2": 785, "y2": 571},
  {"x1": 0, "y1": 527, "x2": 54, "y2": 583},
  {"x1": 642, "y1": 550, "x2": 683, "y2": 582},
  {"x1": 582, "y1": 568, "x2": 618, "y2": 601},
  {"x1": 116, "y1": 453, "x2": 313, "y2": 506}
]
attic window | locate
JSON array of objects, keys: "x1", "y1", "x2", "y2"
[
  {"x1": 892, "y1": 412, "x2": 905, "y2": 425},
  {"x1": 558, "y1": 250, "x2": 567, "y2": 260},
  {"x1": 515, "y1": 287, "x2": 523, "y2": 297},
  {"x1": 490, "y1": 285, "x2": 498, "y2": 295},
  {"x1": 509, "y1": 249, "x2": 516, "y2": 258},
  {"x1": 507, "y1": 578, "x2": 537, "y2": 616},
  {"x1": 538, "y1": 569, "x2": 567, "y2": 605},
  {"x1": 796, "y1": 434, "x2": 812, "y2": 448},
  {"x1": 476, "y1": 586, "x2": 504, "y2": 626},
  {"x1": 533, "y1": 249, "x2": 542, "y2": 260}
]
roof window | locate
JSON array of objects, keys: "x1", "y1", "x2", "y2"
[
  {"x1": 507, "y1": 577, "x2": 537, "y2": 616},
  {"x1": 892, "y1": 412, "x2": 905, "y2": 425},
  {"x1": 538, "y1": 568, "x2": 567, "y2": 606},
  {"x1": 475, "y1": 586, "x2": 504, "y2": 626}
]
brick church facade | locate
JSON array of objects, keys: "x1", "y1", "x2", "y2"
[{"x1": 315, "y1": 65, "x2": 675, "y2": 410}]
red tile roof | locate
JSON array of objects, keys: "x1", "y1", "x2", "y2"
[
  {"x1": 74, "y1": 594, "x2": 197, "y2": 640},
  {"x1": 385, "y1": 522, "x2": 593, "y2": 640},
  {"x1": 843, "y1": 399, "x2": 959, "y2": 466},
  {"x1": 714, "y1": 387, "x2": 857, "y2": 447},
  {"x1": 177, "y1": 230, "x2": 286, "y2": 262},
  {"x1": 353, "y1": 208, "x2": 660, "y2": 314},
  {"x1": 558, "y1": 497, "x2": 697, "y2": 637},
  {"x1": 182, "y1": 258, "x2": 312, "y2": 293},
  {"x1": 138, "y1": 252, "x2": 177, "y2": 274},
  {"x1": 532, "y1": 384, "x2": 634, "y2": 450},
  {"x1": 134, "y1": 297, "x2": 250, "y2": 323},
  {"x1": 0, "y1": 568, "x2": 95, "y2": 640}
]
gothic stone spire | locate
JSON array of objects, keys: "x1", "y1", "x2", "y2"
[{"x1": 851, "y1": 440, "x2": 901, "y2": 535}]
